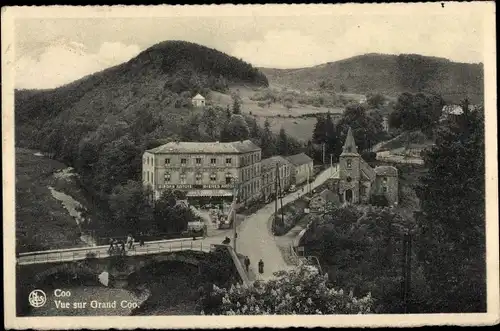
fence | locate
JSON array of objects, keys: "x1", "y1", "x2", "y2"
[{"x1": 17, "y1": 240, "x2": 211, "y2": 265}]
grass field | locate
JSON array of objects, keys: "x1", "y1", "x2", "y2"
[
  {"x1": 210, "y1": 87, "x2": 345, "y2": 142},
  {"x1": 15, "y1": 148, "x2": 91, "y2": 252}
]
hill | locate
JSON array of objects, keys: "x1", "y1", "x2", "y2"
[
  {"x1": 260, "y1": 53, "x2": 484, "y2": 104},
  {"x1": 15, "y1": 40, "x2": 268, "y2": 143},
  {"x1": 14, "y1": 41, "x2": 292, "y2": 243}
]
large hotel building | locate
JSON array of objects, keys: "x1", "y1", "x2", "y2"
[{"x1": 142, "y1": 140, "x2": 262, "y2": 204}]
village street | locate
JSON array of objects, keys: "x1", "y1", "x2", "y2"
[{"x1": 235, "y1": 165, "x2": 338, "y2": 280}]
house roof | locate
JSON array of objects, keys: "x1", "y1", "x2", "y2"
[
  {"x1": 374, "y1": 165, "x2": 398, "y2": 176},
  {"x1": 261, "y1": 155, "x2": 291, "y2": 171},
  {"x1": 146, "y1": 140, "x2": 260, "y2": 154},
  {"x1": 192, "y1": 93, "x2": 205, "y2": 100},
  {"x1": 286, "y1": 153, "x2": 313, "y2": 166}
]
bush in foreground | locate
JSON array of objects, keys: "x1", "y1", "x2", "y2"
[{"x1": 200, "y1": 266, "x2": 374, "y2": 315}]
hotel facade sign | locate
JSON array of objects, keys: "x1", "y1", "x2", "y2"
[{"x1": 157, "y1": 184, "x2": 234, "y2": 190}]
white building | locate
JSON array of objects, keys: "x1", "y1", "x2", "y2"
[{"x1": 192, "y1": 94, "x2": 206, "y2": 107}]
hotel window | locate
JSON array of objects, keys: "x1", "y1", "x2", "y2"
[
  {"x1": 164, "y1": 172, "x2": 171, "y2": 182},
  {"x1": 181, "y1": 158, "x2": 187, "y2": 165},
  {"x1": 196, "y1": 158, "x2": 202, "y2": 165},
  {"x1": 195, "y1": 173, "x2": 202, "y2": 182},
  {"x1": 165, "y1": 158, "x2": 170, "y2": 165},
  {"x1": 226, "y1": 173, "x2": 232, "y2": 184},
  {"x1": 226, "y1": 158, "x2": 232, "y2": 165},
  {"x1": 210, "y1": 173, "x2": 217, "y2": 182},
  {"x1": 360, "y1": 186, "x2": 366, "y2": 196},
  {"x1": 383, "y1": 187, "x2": 388, "y2": 193},
  {"x1": 346, "y1": 159, "x2": 352, "y2": 169},
  {"x1": 147, "y1": 171, "x2": 149, "y2": 182},
  {"x1": 383, "y1": 177, "x2": 388, "y2": 183},
  {"x1": 211, "y1": 158, "x2": 217, "y2": 165},
  {"x1": 180, "y1": 173, "x2": 187, "y2": 184},
  {"x1": 147, "y1": 157, "x2": 149, "y2": 165}
]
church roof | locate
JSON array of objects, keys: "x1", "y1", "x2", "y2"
[
  {"x1": 341, "y1": 126, "x2": 358, "y2": 155},
  {"x1": 192, "y1": 93, "x2": 205, "y2": 100},
  {"x1": 374, "y1": 165, "x2": 398, "y2": 176}
]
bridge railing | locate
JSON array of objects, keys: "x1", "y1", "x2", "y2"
[{"x1": 17, "y1": 240, "x2": 212, "y2": 265}]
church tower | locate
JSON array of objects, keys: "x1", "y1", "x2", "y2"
[{"x1": 338, "y1": 127, "x2": 361, "y2": 203}]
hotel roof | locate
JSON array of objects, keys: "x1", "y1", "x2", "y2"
[{"x1": 146, "y1": 140, "x2": 260, "y2": 154}]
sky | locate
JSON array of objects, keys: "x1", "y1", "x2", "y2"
[{"x1": 12, "y1": 4, "x2": 488, "y2": 89}]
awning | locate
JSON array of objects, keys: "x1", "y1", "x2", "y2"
[{"x1": 186, "y1": 189, "x2": 233, "y2": 197}]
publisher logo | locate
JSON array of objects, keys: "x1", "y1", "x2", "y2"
[{"x1": 29, "y1": 289, "x2": 47, "y2": 308}]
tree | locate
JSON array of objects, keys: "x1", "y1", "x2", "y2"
[
  {"x1": 201, "y1": 106, "x2": 220, "y2": 140},
  {"x1": 260, "y1": 118, "x2": 276, "y2": 158},
  {"x1": 220, "y1": 114, "x2": 250, "y2": 142},
  {"x1": 390, "y1": 93, "x2": 445, "y2": 134},
  {"x1": 415, "y1": 107, "x2": 485, "y2": 313},
  {"x1": 246, "y1": 116, "x2": 261, "y2": 139},
  {"x1": 324, "y1": 112, "x2": 339, "y2": 158},
  {"x1": 312, "y1": 116, "x2": 326, "y2": 145},
  {"x1": 108, "y1": 180, "x2": 154, "y2": 236},
  {"x1": 154, "y1": 190, "x2": 194, "y2": 234},
  {"x1": 367, "y1": 93, "x2": 386, "y2": 109},
  {"x1": 337, "y1": 104, "x2": 384, "y2": 152},
  {"x1": 201, "y1": 265, "x2": 374, "y2": 315},
  {"x1": 181, "y1": 114, "x2": 201, "y2": 141},
  {"x1": 232, "y1": 98, "x2": 241, "y2": 115},
  {"x1": 301, "y1": 205, "x2": 415, "y2": 313},
  {"x1": 277, "y1": 127, "x2": 289, "y2": 156}
]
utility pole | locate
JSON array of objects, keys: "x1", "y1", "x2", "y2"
[
  {"x1": 277, "y1": 163, "x2": 284, "y2": 225},
  {"x1": 330, "y1": 153, "x2": 333, "y2": 176},
  {"x1": 232, "y1": 179, "x2": 239, "y2": 253},
  {"x1": 322, "y1": 143, "x2": 326, "y2": 165},
  {"x1": 274, "y1": 163, "x2": 279, "y2": 233}
]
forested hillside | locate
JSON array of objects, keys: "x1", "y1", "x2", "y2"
[
  {"x1": 261, "y1": 53, "x2": 483, "y2": 104},
  {"x1": 14, "y1": 41, "x2": 275, "y2": 235}
]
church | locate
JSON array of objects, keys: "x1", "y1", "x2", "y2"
[{"x1": 334, "y1": 127, "x2": 399, "y2": 206}]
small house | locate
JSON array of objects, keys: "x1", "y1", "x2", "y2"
[{"x1": 192, "y1": 93, "x2": 206, "y2": 107}]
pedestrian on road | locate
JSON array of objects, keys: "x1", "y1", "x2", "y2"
[
  {"x1": 128, "y1": 236, "x2": 134, "y2": 250},
  {"x1": 244, "y1": 257, "x2": 250, "y2": 272},
  {"x1": 139, "y1": 232, "x2": 145, "y2": 246},
  {"x1": 120, "y1": 240, "x2": 126, "y2": 255},
  {"x1": 258, "y1": 259, "x2": 264, "y2": 275}
]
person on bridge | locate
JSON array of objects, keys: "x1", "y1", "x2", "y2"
[
  {"x1": 258, "y1": 259, "x2": 264, "y2": 275},
  {"x1": 108, "y1": 238, "x2": 114, "y2": 253},
  {"x1": 139, "y1": 232, "x2": 145, "y2": 246}
]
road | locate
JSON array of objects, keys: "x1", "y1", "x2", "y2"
[
  {"x1": 234, "y1": 165, "x2": 337, "y2": 280},
  {"x1": 19, "y1": 166, "x2": 337, "y2": 282}
]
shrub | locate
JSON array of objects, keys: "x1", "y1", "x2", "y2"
[
  {"x1": 361, "y1": 151, "x2": 377, "y2": 162},
  {"x1": 370, "y1": 194, "x2": 389, "y2": 207}
]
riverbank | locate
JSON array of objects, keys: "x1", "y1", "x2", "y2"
[{"x1": 16, "y1": 148, "x2": 94, "y2": 252}]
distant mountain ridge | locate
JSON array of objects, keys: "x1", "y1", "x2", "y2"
[
  {"x1": 15, "y1": 40, "x2": 269, "y2": 145},
  {"x1": 260, "y1": 53, "x2": 483, "y2": 103}
]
